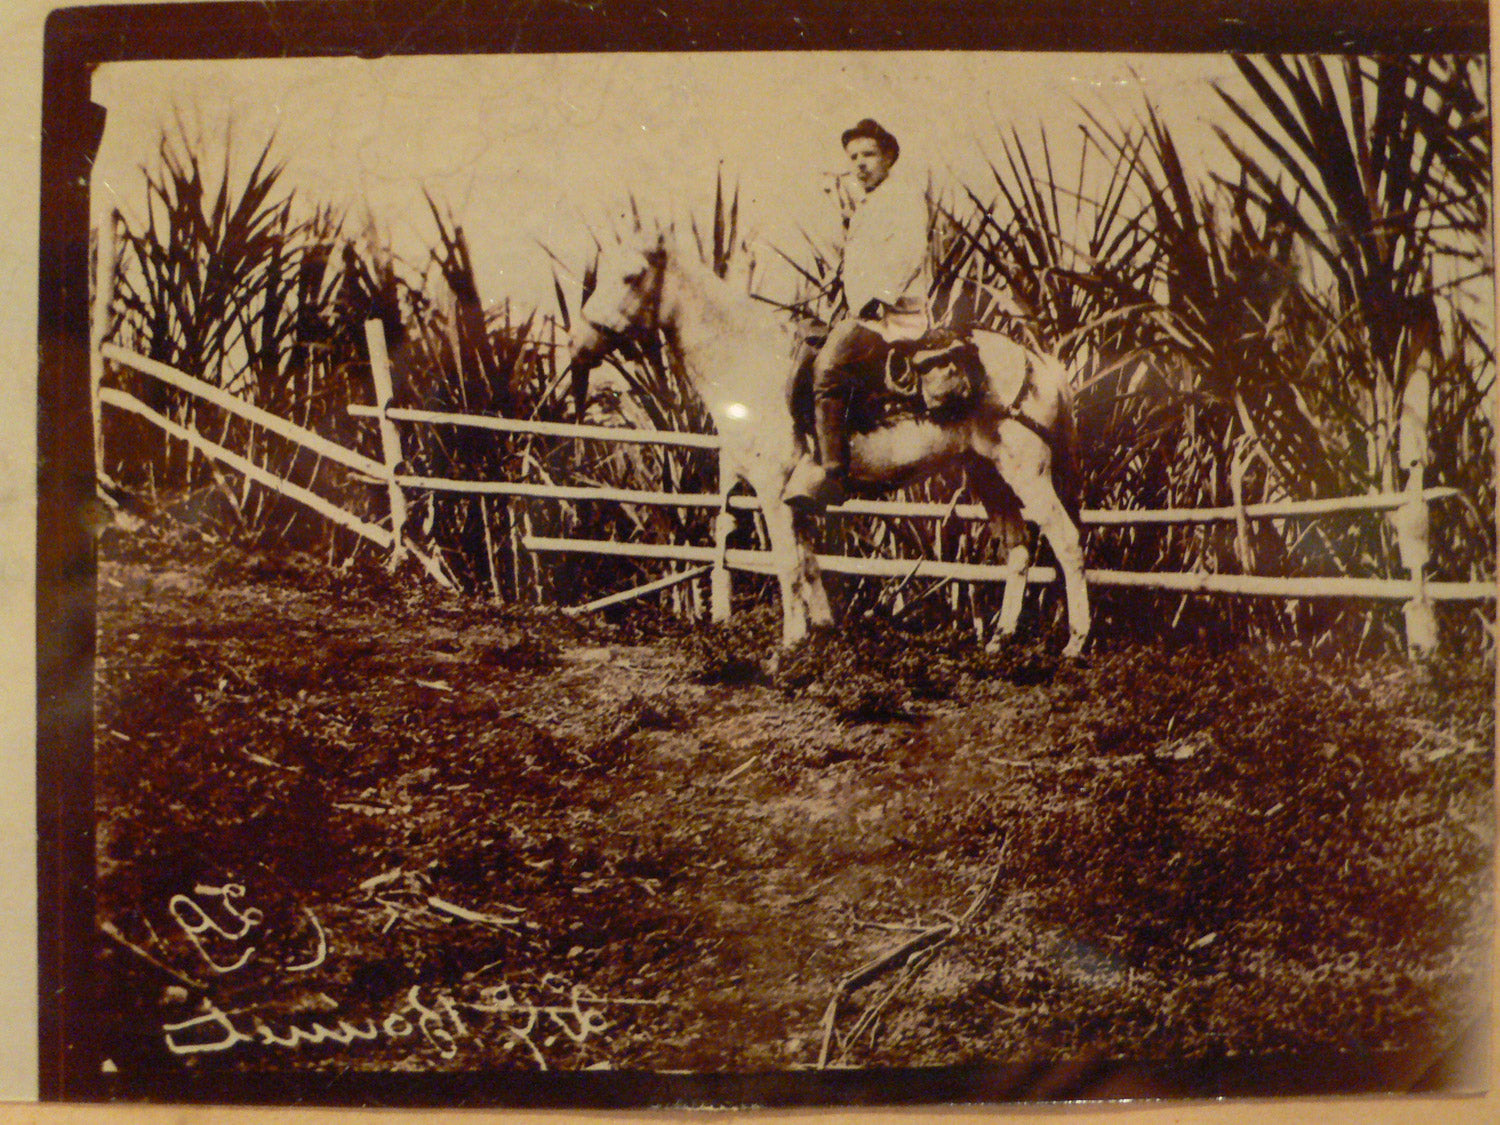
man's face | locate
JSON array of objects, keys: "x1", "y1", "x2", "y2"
[{"x1": 845, "y1": 137, "x2": 894, "y2": 192}]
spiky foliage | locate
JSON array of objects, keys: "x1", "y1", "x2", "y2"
[
  {"x1": 1212, "y1": 55, "x2": 1494, "y2": 583},
  {"x1": 1215, "y1": 58, "x2": 1488, "y2": 449},
  {"x1": 334, "y1": 198, "x2": 587, "y2": 601},
  {"x1": 939, "y1": 127, "x2": 1161, "y2": 363},
  {"x1": 114, "y1": 134, "x2": 290, "y2": 381},
  {"x1": 768, "y1": 54, "x2": 1492, "y2": 649},
  {"x1": 105, "y1": 130, "x2": 394, "y2": 545}
]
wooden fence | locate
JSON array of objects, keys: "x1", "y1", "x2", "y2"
[{"x1": 95, "y1": 319, "x2": 1495, "y2": 656}]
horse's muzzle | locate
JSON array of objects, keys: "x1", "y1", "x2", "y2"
[{"x1": 567, "y1": 321, "x2": 612, "y2": 419}]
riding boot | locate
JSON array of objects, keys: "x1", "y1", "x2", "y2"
[
  {"x1": 784, "y1": 394, "x2": 849, "y2": 510},
  {"x1": 815, "y1": 393, "x2": 849, "y2": 479}
]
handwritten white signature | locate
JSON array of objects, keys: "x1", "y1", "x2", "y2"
[
  {"x1": 167, "y1": 883, "x2": 326, "y2": 974},
  {"x1": 150, "y1": 883, "x2": 650, "y2": 1066},
  {"x1": 163, "y1": 986, "x2": 471, "y2": 1059}
]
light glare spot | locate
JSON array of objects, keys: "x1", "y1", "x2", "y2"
[{"x1": 725, "y1": 402, "x2": 750, "y2": 421}]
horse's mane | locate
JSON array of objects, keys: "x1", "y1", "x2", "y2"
[{"x1": 662, "y1": 242, "x2": 789, "y2": 343}]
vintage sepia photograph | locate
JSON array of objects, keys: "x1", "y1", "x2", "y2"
[{"x1": 35, "y1": 0, "x2": 1493, "y2": 1110}]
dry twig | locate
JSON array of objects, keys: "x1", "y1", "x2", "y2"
[{"x1": 816, "y1": 857, "x2": 1005, "y2": 1068}]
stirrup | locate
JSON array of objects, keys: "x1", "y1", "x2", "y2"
[{"x1": 783, "y1": 458, "x2": 847, "y2": 511}]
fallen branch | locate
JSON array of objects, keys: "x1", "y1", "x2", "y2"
[
  {"x1": 406, "y1": 540, "x2": 459, "y2": 591},
  {"x1": 817, "y1": 922, "x2": 954, "y2": 1068},
  {"x1": 240, "y1": 748, "x2": 301, "y2": 772},
  {"x1": 357, "y1": 868, "x2": 407, "y2": 893},
  {"x1": 840, "y1": 923, "x2": 954, "y2": 996},
  {"x1": 718, "y1": 756, "x2": 760, "y2": 786},
  {"x1": 844, "y1": 944, "x2": 944, "y2": 1054},
  {"x1": 857, "y1": 919, "x2": 932, "y2": 934},
  {"x1": 564, "y1": 564, "x2": 711, "y2": 616},
  {"x1": 959, "y1": 866, "x2": 1003, "y2": 926},
  {"x1": 816, "y1": 856, "x2": 1005, "y2": 1068}
]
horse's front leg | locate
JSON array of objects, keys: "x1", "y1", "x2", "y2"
[
  {"x1": 762, "y1": 493, "x2": 836, "y2": 644},
  {"x1": 759, "y1": 496, "x2": 813, "y2": 647},
  {"x1": 791, "y1": 507, "x2": 834, "y2": 629}
]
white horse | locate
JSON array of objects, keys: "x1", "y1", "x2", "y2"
[{"x1": 568, "y1": 232, "x2": 1090, "y2": 657}]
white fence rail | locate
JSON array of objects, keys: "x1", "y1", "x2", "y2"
[
  {"x1": 94, "y1": 320, "x2": 1495, "y2": 656},
  {"x1": 519, "y1": 535, "x2": 1494, "y2": 602},
  {"x1": 98, "y1": 386, "x2": 394, "y2": 549}
]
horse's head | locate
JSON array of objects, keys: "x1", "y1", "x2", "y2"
[
  {"x1": 577, "y1": 231, "x2": 669, "y2": 341},
  {"x1": 568, "y1": 231, "x2": 670, "y2": 416}
]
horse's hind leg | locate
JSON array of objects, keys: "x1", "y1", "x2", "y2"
[
  {"x1": 968, "y1": 460, "x2": 1030, "y2": 649},
  {"x1": 993, "y1": 531, "x2": 1032, "y2": 647},
  {"x1": 996, "y1": 453, "x2": 1090, "y2": 658}
]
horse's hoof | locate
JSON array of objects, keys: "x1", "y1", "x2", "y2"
[
  {"x1": 1061, "y1": 636, "x2": 1089, "y2": 663},
  {"x1": 985, "y1": 628, "x2": 1019, "y2": 654}
]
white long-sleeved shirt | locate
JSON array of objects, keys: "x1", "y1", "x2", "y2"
[{"x1": 840, "y1": 169, "x2": 931, "y2": 341}]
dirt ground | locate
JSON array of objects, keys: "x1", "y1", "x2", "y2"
[{"x1": 91, "y1": 526, "x2": 1494, "y2": 1097}]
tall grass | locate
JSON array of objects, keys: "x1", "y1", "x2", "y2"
[
  {"x1": 1214, "y1": 55, "x2": 1495, "y2": 611},
  {"x1": 105, "y1": 131, "x2": 390, "y2": 543}
]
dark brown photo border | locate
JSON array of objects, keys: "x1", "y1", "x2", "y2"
[{"x1": 36, "y1": 0, "x2": 1492, "y2": 1108}]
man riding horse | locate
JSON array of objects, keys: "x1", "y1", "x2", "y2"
[
  {"x1": 567, "y1": 131, "x2": 1091, "y2": 655},
  {"x1": 783, "y1": 118, "x2": 933, "y2": 511}
]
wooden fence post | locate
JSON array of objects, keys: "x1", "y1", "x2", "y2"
[
  {"x1": 91, "y1": 209, "x2": 118, "y2": 484},
  {"x1": 1229, "y1": 437, "x2": 1256, "y2": 573},
  {"x1": 711, "y1": 449, "x2": 733, "y2": 622},
  {"x1": 1394, "y1": 366, "x2": 1436, "y2": 658},
  {"x1": 364, "y1": 319, "x2": 409, "y2": 568}
]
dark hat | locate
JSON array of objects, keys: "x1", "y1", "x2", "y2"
[{"x1": 841, "y1": 118, "x2": 899, "y2": 161}]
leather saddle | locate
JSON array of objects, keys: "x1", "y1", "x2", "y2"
[{"x1": 789, "y1": 326, "x2": 986, "y2": 441}]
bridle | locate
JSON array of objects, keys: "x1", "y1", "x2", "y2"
[
  {"x1": 584, "y1": 246, "x2": 668, "y2": 343},
  {"x1": 570, "y1": 247, "x2": 669, "y2": 418}
]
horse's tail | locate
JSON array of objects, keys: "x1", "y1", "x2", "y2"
[{"x1": 1047, "y1": 357, "x2": 1083, "y2": 524}]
